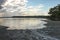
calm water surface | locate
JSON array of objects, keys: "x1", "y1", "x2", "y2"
[{"x1": 0, "y1": 18, "x2": 47, "y2": 29}]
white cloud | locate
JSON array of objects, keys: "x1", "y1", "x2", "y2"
[
  {"x1": 1, "y1": 0, "x2": 48, "y2": 17},
  {"x1": 22, "y1": 4, "x2": 48, "y2": 16},
  {"x1": 1, "y1": 0, "x2": 28, "y2": 16}
]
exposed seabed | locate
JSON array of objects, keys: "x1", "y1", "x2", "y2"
[{"x1": 0, "y1": 19, "x2": 60, "y2": 40}]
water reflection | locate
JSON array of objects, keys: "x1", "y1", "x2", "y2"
[
  {"x1": 0, "y1": 18, "x2": 5, "y2": 24},
  {"x1": 0, "y1": 18, "x2": 47, "y2": 29}
]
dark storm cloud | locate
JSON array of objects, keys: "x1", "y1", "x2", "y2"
[
  {"x1": 0, "y1": 6, "x2": 2, "y2": 9},
  {"x1": 0, "y1": 0, "x2": 6, "y2": 9},
  {"x1": 0, "y1": 0, "x2": 6, "y2": 5}
]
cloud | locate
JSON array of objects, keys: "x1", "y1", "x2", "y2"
[
  {"x1": 0, "y1": 0, "x2": 6, "y2": 5},
  {"x1": 1, "y1": 0, "x2": 28, "y2": 16},
  {"x1": 2, "y1": 0, "x2": 28, "y2": 10},
  {"x1": 0, "y1": 0, "x2": 6, "y2": 9},
  {"x1": 22, "y1": 4, "x2": 48, "y2": 16},
  {"x1": 0, "y1": 0, "x2": 48, "y2": 17},
  {"x1": 0, "y1": 6, "x2": 2, "y2": 9}
]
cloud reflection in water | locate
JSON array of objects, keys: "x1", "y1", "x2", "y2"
[{"x1": 0, "y1": 18, "x2": 47, "y2": 30}]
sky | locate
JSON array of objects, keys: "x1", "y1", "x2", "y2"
[
  {"x1": 28, "y1": 0, "x2": 60, "y2": 10},
  {"x1": 28, "y1": 0, "x2": 60, "y2": 7},
  {"x1": 0, "y1": 0, "x2": 60, "y2": 16},
  {"x1": 28, "y1": 0, "x2": 60, "y2": 11}
]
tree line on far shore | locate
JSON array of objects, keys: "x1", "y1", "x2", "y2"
[{"x1": 48, "y1": 4, "x2": 60, "y2": 21}]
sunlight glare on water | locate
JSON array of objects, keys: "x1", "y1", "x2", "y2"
[{"x1": 0, "y1": 18, "x2": 47, "y2": 30}]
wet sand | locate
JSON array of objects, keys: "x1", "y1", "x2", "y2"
[{"x1": 0, "y1": 19, "x2": 60, "y2": 40}]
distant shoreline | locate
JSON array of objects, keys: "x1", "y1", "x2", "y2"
[{"x1": 0, "y1": 16, "x2": 50, "y2": 18}]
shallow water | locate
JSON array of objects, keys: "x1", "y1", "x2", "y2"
[
  {"x1": 0, "y1": 18, "x2": 47, "y2": 29},
  {"x1": 0, "y1": 18, "x2": 60, "y2": 40}
]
